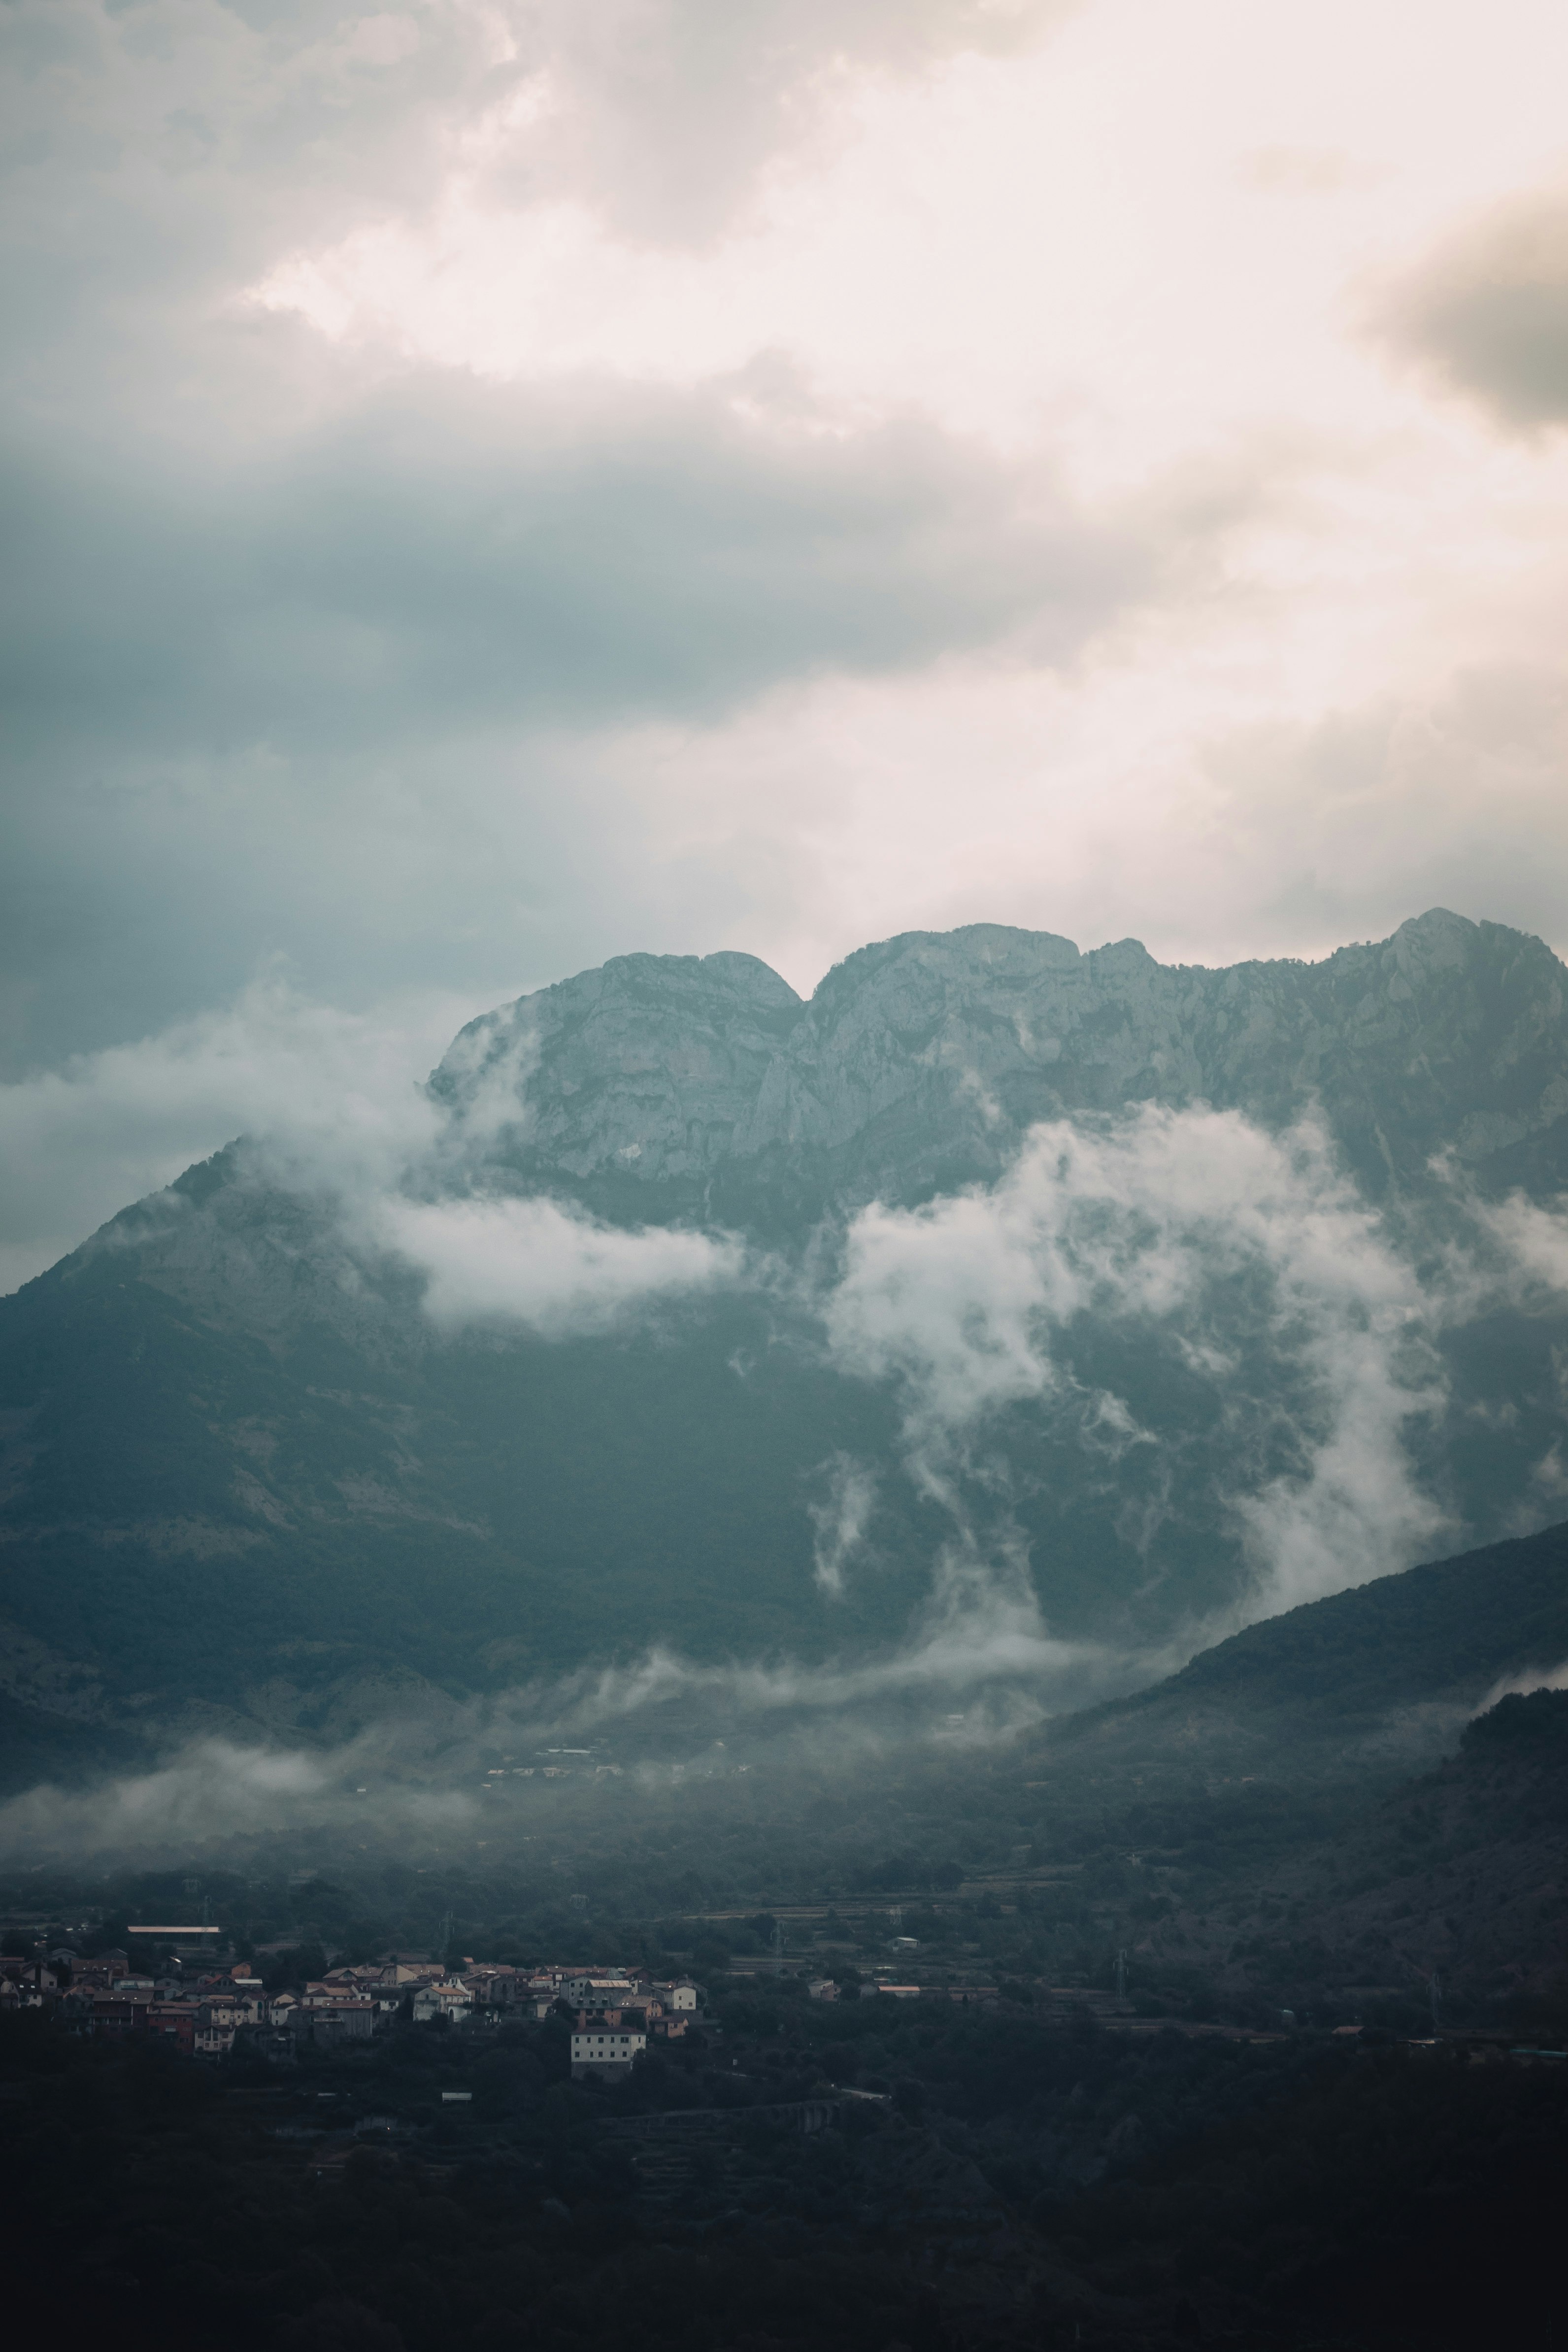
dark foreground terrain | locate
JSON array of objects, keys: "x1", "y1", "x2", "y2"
[
  {"x1": 4, "y1": 1684, "x2": 1568, "y2": 2352},
  {"x1": 3, "y1": 1978, "x2": 1566, "y2": 2352},
  {"x1": 5, "y1": 1531, "x2": 1568, "y2": 2348}
]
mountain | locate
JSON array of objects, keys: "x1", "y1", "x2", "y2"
[
  {"x1": 4, "y1": 907, "x2": 1568, "y2": 1779},
  {"x1": 1171, "y1": 1684, "x2": 1568, "y2": 2020},
  {"x1": 1001, "y1": 1524, "x2": 1568, "y2": 2019},
  {"x1": 430, "y1": 907, "x2": 1568, "y2": 1222}
]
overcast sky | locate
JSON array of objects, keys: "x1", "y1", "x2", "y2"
[{"x1": 4, "y1": 0, "x2": 1568, "y2": 1286}]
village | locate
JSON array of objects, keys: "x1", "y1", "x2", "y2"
[{"x1": 0, "y1": 1938, "x2": 729, "y2": 2075}]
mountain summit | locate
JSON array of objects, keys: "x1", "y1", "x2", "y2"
[{"x1": 431, "y1": 910, "x2": 1568, "y2": 1224}]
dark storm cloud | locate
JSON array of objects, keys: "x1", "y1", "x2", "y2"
[
  {"x1": 1, "y1": 376, "x2": 1134, "y2": 764},
  {"x1": 0, "y1": 2, "x2": 1101, "y2": 1074},
  {"x1": 1381, "y1": 187, "x2": 1568, "y2": 428},
  {"x1": 0, "y1": 371, "x2": 1137, "y2": 1068}
]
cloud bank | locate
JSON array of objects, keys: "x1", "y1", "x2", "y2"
[{"x1": 0, "y1": 1735, "x2": 476, "y2": 1859}]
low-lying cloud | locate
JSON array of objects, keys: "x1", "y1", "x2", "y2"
[
  {"x1": 381, "y1": 1194, "x2": 746, "y2": 1336},
  {"x1": 827, "y1": 1105, "x2": 1450, "y2": 1623},
  {"x1": 806, "y1": 1453, "x2": 881, "y2": 1596},
  {"x1": 0, "y1": 1595, "x2": 1108, "y2": 1861},
  {"x1": 1473, "y1": 1656, "x2": 1568, "y2": 1714},
  {"x1": 0, "y1": 1735, "x2": 477, "y2": 1860},
  {"x1": 0, "y1": 976, "x2": 468, "y2": 1295},
  {"x1": 0, "y1": 1571, "x2": 1108, "y2": 1861}
]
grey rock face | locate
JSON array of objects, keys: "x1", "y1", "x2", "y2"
[
  {"x1": 431, "y1": 947, "x2": 804, "y2": 1208},
  {"x1": 431, "y1": 909, "x2": 1568, "y2": 1226}
]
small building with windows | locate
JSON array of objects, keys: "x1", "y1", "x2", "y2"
[
  {"x1": 148, "y1": 2000, "x2": 199, "y2": 2054},
  {"x1": 570, "y1": 2022, "x2": 646, "y2": 2080},
  {"x1": 412, "y1": 1980, "x2": 473, "y2": 2025},
  {"x1": 563, "y1": 1973, "x2": 637, "y2": 2008},
  {"x1": 651, "y1": 1979, "x2": 700, "y2": 2012}
]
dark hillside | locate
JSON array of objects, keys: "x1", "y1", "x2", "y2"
[
  {"x1": 1049, "y1": 1519, "x2": 1568, "y2": 1781},
  {"x1": 1172, "y1": 1523, "x2": 1568, "y2": 1709},
  {"x1": 1098, "y1": 1687, "x2": 1568, "y2": 2022}
]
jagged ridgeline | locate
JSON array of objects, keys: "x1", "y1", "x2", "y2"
[{"x1": 4, "y1": 908, "x2": 1568, "y2": 1766}]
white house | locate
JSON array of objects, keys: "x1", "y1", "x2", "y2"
[
  {"x1": 413, "y1": 1981, "x2": 474, "y2": 2024},
  {"x1": 652, "y1": 1979, "x2": 700, "y2": 2012},
  {"x1": 570, "y1": 2023, "x2": 646, "y2": 2079}
]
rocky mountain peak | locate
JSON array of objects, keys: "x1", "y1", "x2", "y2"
[{"x1": 428, "y1": 910, "x2": 1568, "y2": 1226}]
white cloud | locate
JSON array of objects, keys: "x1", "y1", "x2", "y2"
[
  {"x1": 1473, "y1": 1190, "x2": 1568, "y2": 1297},
  {"x1": 1473, "y1": 1655, "x2": 1568, "y2": 1715},
  {"x1": 0, "y1": 975, "x2": 470, "y2": 1293},
  {"x1": 380, "y1": 1192, "x2": 745, "y2": 1335},
  {"x1": 224, "y1": 0, "x2": 1568, "y2": 1001},
  {"x1": 495, "y1": 1559, "x2": 1106, "y2": 1741},
  {"x1": 0, "y1": 1585, "x2": 1100, "y2": 1856},
  {"x1": 826, "y1": 1106, "x2": 1450, "y2": 1620},
  {"x1": 246, "y1": 0, "x2": 1568, "y2": 452},
  {"x1": 806, "y1": 1451, "x2": 880, "y2": 1595},
  {"x1": 0, "y1": 1734, "x2": 475, "y2": 1857},
  {"x1": 1382, "y1": 183, "x2": 1568, "y2": 429}
]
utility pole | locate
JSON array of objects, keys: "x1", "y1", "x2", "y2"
[{"x1": 1114, "y1": 1948, "x2": 1127, "y2": 2000}]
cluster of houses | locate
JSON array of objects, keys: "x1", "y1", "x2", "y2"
[
  {"x1": 0, "y1": 1945, "x2": 702, "y2": 2072},
  {"x1": 553, "y1": 1970, "x2": 702, "y2": 2079}
]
